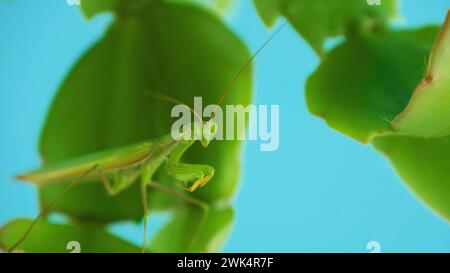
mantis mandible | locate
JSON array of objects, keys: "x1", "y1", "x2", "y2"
[{"x1": 9, "y1": 21, "x2": 288, "y2": 253}]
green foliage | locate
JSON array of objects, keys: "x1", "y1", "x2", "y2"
[
  {"x1": 374, "y1": 135, "x2": 450, "y2": 220},
  {"x1": 151, "y1": 206, "x2": 233, "y2": 252},
  {"x1": 169, "y1": 0, "x2": 233, "y2": 14},
  {"x1": 80, "y1": 0, "x2": 118, "y2": 19},
  {"x1": 253, "y1": 0, "x2": 282, "y2": 27},
  {"x1": 4, "y1": 0, "x2": 450, "y2": 253},
  {"x1": 393, "y1": 15, "x2": 450, "y2": 137},
  {"x1": 0, "y1": 219, "x2": 140, "y2": 253},
  {"x1": 254, "y1": 1, "x2": 450, "y2": 221},
  {"x1": 81, "y1": 0, "x2": 234, "y2": 19},
  {"x1": 306, "y1": 27, "x2": 437, "y2": 143},
  {"x1": 253, "y1": 0, "x2": 397, "y2": 56}
]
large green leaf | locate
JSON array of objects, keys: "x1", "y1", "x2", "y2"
[
  {"x1": 253, "y1": 0, "x2": 282, "y2": 27},
  {"x1": 253, "y1": 1, "x2": 450, "y2": 223},
  {"x1": 81, "y1": 0, "x2": 234, "y2": 19},
  {"x1": 39, "y1": 1, "x2": 251, "y2": 223},
  {"x1": 393, "y1": 13, "x2": 450, "y2": 137},
  {"x1": 305, "y1": 16, "x2": 450, "y2": 220},
  {"x1": 306, "y1": 27, "x2": 438, "y2": 143},
  {"x1": 373, "y1": 135, "x2": 450, "y2": 220},
  {"x1": 169, "y1": 0, "x2": 234, "y2": 14},
  {"x1": 253, "y1": 0, "x2": 397, "y2": 55},
  {"x1": 80, "y1": 0, "x2": 119, "y2": 19},
  {"x1": 0, "y1": 219, "x2": 140, "y2": 253},
  {"x1": 150, "y1": 206, "x2": 233, "y2": 252},
  {"x1": 369, "y1": 16, "x2": 450, "y2": 222}
]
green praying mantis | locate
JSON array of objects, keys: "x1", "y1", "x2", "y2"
[{"x1": 8, "y1": 21, "x2": 288, "y2": 253}]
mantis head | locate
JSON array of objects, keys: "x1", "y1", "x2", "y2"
[{"x1": 193, "y1": 120, "x2": 218, "y2": 148}]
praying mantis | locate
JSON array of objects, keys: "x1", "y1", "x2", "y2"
[{"x1": 8, "y1": 21, "x2": 288, "y2": 253}]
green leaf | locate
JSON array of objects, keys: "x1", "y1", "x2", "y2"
[
  {"x1": 80, "y1": 0, "x2": 235, "y2": 19},
  {"x1": 374, "y1": 13, "x2": 450, "y2": 220},
  {"x1": 373, "y1": 135, "x2": 450, "y2": 221},
  {"x1": 150, "y1": 206, "x2": 233, "y2": 252},
  {"x1": 393, "y1": 13, "x2": 450, "y2": 137},
  {"x1": 39, "y1": 1, "x2": 251, "y2": 222},
  {"x1": 254, "y1": 0, "x2": 398, "y2": 56},
  {"x1": 169, "y1": 0, "x2": 234, "y2": 15},
  {"x1": 80, "y1": 0, "x2": 119, "y2": 19},
  {"x1": 212, "y1": 0, "x2": 233, "y2": 14},
  {"x1": 306, "y1": 27, "x2": 438, "y2": 143},
  {"x1": 253, "y1": 0, "x2": 282, "y2": 27},
  {"x1": 0, "y1": 219, "x2": 140, "y2": 253}
]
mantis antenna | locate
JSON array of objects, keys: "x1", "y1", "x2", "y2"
[
  {"x1": 148, "y1": 92, "x2": 203, "y2": 123},
  {"x1": 150, "y1": 20, "x2": 289, "y2": 117},
  {"x1": 216, "y1": 20, "x2": 289, "y2": 106}
]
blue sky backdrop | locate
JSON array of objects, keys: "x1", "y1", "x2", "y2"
[{"x1": 1, "y1": 0, "x2": 450, "y2": 252}]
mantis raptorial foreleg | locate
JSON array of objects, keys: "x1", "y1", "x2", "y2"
[
  {"x1": 157, "y1": 141, "x2": 215, "y2": 251},
  {"x1": 165, "y1": 140, "x2": 215, "y2": 192},
  {"x1": 149, "y1": 183, "x2": 209, "y2": 211},
  {"x1": 138, "y1": 146, "x2": 215, "y2": 252}
]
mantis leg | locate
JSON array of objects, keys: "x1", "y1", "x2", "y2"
[
  {"x1": 139, "y1": 153, "x2": 211, "y2": 252},
  {"x1": 165, "y1": 140, "x2": 215, "y2": 192},
  {"x1": 140, "y1": 181, "x2": 149, "y2": 253},
  {"x1": 9, "y1": 164, "x2": 101, "y2": 253},
  {"x1": 100, "y1": 169, "x2": 139, "y2": 196},
  {"x1": 101, "y1": 172, "x2": 114, "y2": 195},
  {"x1": 147, "y1": 182, "x2": 210, "y2": 252},
  {"x1": 99, "y1": 168, "x2": 148, "y2": 252},
  {"x1": 100, "y1": 168, "x2": 150, "y2": 253},
  {"x1": 139, "y1": 159, "x2": 162, "y2": 253},
  {"x1": 139, "y1": 179, "x2": 211, "y2": 253}
]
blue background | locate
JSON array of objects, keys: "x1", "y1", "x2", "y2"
[{"x1": 1, "y1": 0, "x2": 450, "y2": 252}]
